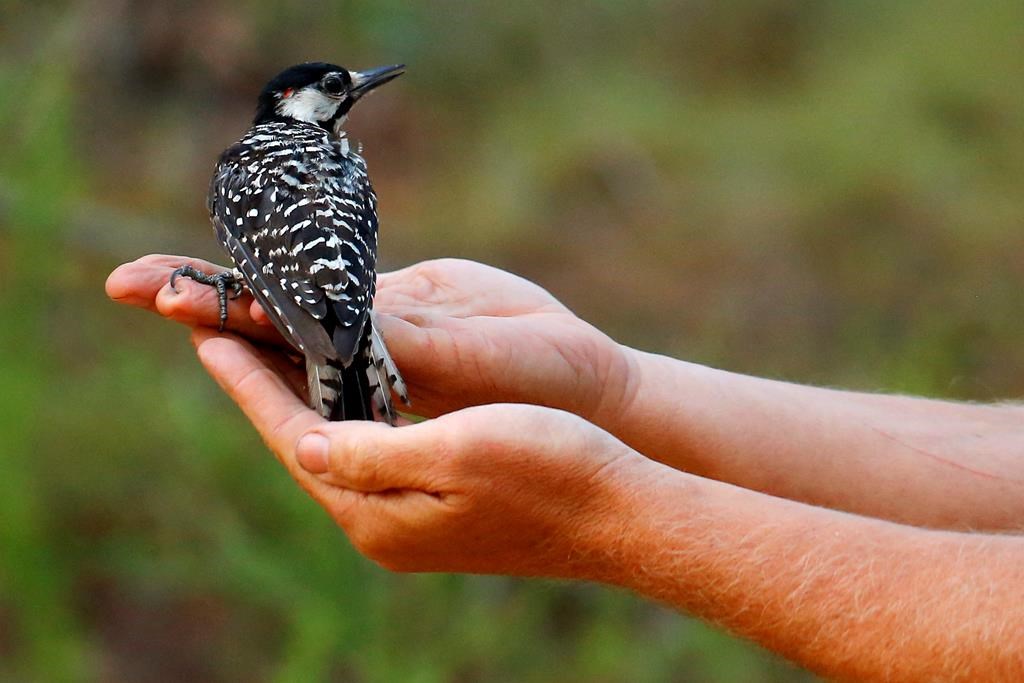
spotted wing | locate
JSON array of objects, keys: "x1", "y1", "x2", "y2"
[{"x1": 208, "y1": 130, "x2": 378, "y2": 366}]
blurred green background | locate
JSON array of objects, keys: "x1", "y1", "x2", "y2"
[{"x1": 1, "y1": 1, "x2": 1022, "y2": 681}]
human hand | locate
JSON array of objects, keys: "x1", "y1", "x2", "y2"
[
  {"x1": 372, "y1": 259, "x2": 635, "y2": 422},
  {"x1": 190, "y1": 326, "x2": 648, "y2": 577},
  {"x1": 106, "y1": 255, "x2": 637, "y2": 424},
  {"x1": 105, "y1": 254, "x2": 285, "y2": 347}
]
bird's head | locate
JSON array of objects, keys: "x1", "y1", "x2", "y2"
[{"x1": 254, "y1": 61, "x2": 404, "y2": 134}]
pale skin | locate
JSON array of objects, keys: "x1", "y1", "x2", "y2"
[{"x1": 106, "y1": 255, "x2": 1024, "y2": 681}]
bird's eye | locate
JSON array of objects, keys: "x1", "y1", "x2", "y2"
[{"x1": 322, "y1": 75, "x2": 345, "y2": 96}]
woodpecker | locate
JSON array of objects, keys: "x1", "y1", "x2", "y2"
[{"x1": 171, "y1": 61, "x2": 408, "y2": 424}]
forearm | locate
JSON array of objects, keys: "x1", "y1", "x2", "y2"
[
  {"x1": 590, "y1": 461, "x2": 1024, "y2": 681},
  {"x1": 598, "y1": 348, "x2": 1024, "y2": 530}
]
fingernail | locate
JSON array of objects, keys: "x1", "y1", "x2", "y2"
[{"x1": 296, "y1": 433, "x2": 330, "y2": 474}]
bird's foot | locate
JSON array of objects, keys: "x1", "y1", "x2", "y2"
[{"x1": 169, "y1": 265, "x2": 244, "y2": 332}]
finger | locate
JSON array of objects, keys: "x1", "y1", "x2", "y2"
[
  {"x1": 191, "y1": 328, "x2": 376, "y2": 527},
  {"x1": 191, "y1": 328, "x2": 325, "y2": 483},
  {"x1": 250, "y1": 300, "x2": 272, "y2": 326},
  {"x1": 375, "y1": 262, "x2": 475, "y2": 316},
  {"x1": 241, "y1": 339, "x2": 413, "y2": 425},
  {"x1": 247, "y1": 342, "x2": 308, "y2": 398},
  {"x1": 297, "y1": 419, "x2": 447, "y2": 494},
  {"x1": 106, "y1": 254, "x2": 230, "y2": 311},
  {"x1": 376, "y1": 259, "x2": 561, "y2": 318},
  {"x1": 156, "y1": 278, "x2": 283, "y2": 345},
  {"x1": 106, "y1": 254, "x2": 285, "y2": 345},
  {"x1": 369, "y1": 313, "x2": 457, "y2": 417},
  {"x1": 372, "y1": 312, "x2": 514, "y2": 418},
  {"x1": 371, "y1": 312, "x2": 448, "y2": 370}
]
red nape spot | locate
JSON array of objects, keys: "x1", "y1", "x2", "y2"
[{"x1": 282, "y1": 88, "x2": 294, "y2": 98}]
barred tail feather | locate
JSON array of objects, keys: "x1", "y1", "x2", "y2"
[
  {"x1": 306, "y1": 358, "x2": 338, "y2": 419},
  {"x1": 367, "y1": 358, "x2": 396, "y2": 426},
  {"x1": 367, "y1": 315, "x2": 409, "y2": 426},
  {"x1": 305, "y1": 316, "x2": 407, "y2": 425},
  {"x1": 369, "y1": 311, "x2": 409, "y2": 403},
  {"x1": 306, "y1": 358, "x2": 374, "y2": 421}
]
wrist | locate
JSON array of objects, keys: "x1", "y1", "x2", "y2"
[
  {"x1": 587, "y1": 347, "x2": 760, "y2": 478},
  {"x1": 583, "y1": 336, "x2": 643, "y2": 435},
  {"x1": 558, "y1": 447, "x2": 669, "y2": 586},
  {"x1": 586, "y1": 342, "x2": 686, "y2": 464}
]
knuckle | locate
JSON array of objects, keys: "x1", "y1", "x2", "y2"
[
  {"x1": 230, "y1": 364, "x2": 274, "y2": 398},
  {"x1": 324, "y1": 436, "x2": 352, "y2": 476},
  {"x1": 328, "y1": 434, "x2": 381, "y2": 489},
  {"x1": 405, "y1": 260, "x2": 457, "y2": 302},
  {"x1": 410, "y1": 270, "x2": 443, "y2": 301},
  {"x1": 354, "y1": 443, "x2": 382, "y2": 488},
  {"x1": 267, "y1": 406, "x2": 309, "y2": 445},
  {"x1": 408, "y1": 258, "x2": 445, "y2": 278}
]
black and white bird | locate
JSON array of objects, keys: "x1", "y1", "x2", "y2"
[{"x1": 171, "y1": 61, "x2": 408, "y2": 424}]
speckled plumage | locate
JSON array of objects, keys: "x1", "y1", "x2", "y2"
[
  {"x1": 200, "y1": 65, "x2": 407, "y2": 424},
  {"x1": 173, "y1": 61, "x2": 407, "y2": 422},
  {"x1": 210, "y1": 121, "x2": 377, "y2": 364}
]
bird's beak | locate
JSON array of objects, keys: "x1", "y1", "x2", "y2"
[{"x1": 349, "y1": 64, "x2": 405, "y2": 99}]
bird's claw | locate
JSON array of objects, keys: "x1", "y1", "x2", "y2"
[{"x1": 168, "y1": 265, "x2": 242, "y2": 332}]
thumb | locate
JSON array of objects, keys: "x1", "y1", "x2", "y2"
[{"x1": 296, "y1": 420, "x2": 449, "y2": 494}]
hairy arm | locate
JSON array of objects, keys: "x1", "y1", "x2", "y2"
[
  {"x1": 605, "y1": 460, "x2": 1024, "y2": 681},
  {"x1": 190, "y1": 328, "x2": 1024, "y2": 682},
  {"x1": 607, "y1": 351, "x2": 1024, "y2": 530}
]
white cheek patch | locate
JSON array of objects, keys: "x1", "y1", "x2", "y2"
[{"x1": 277, "y1": 86, "x2": 341, "y2": 123}]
